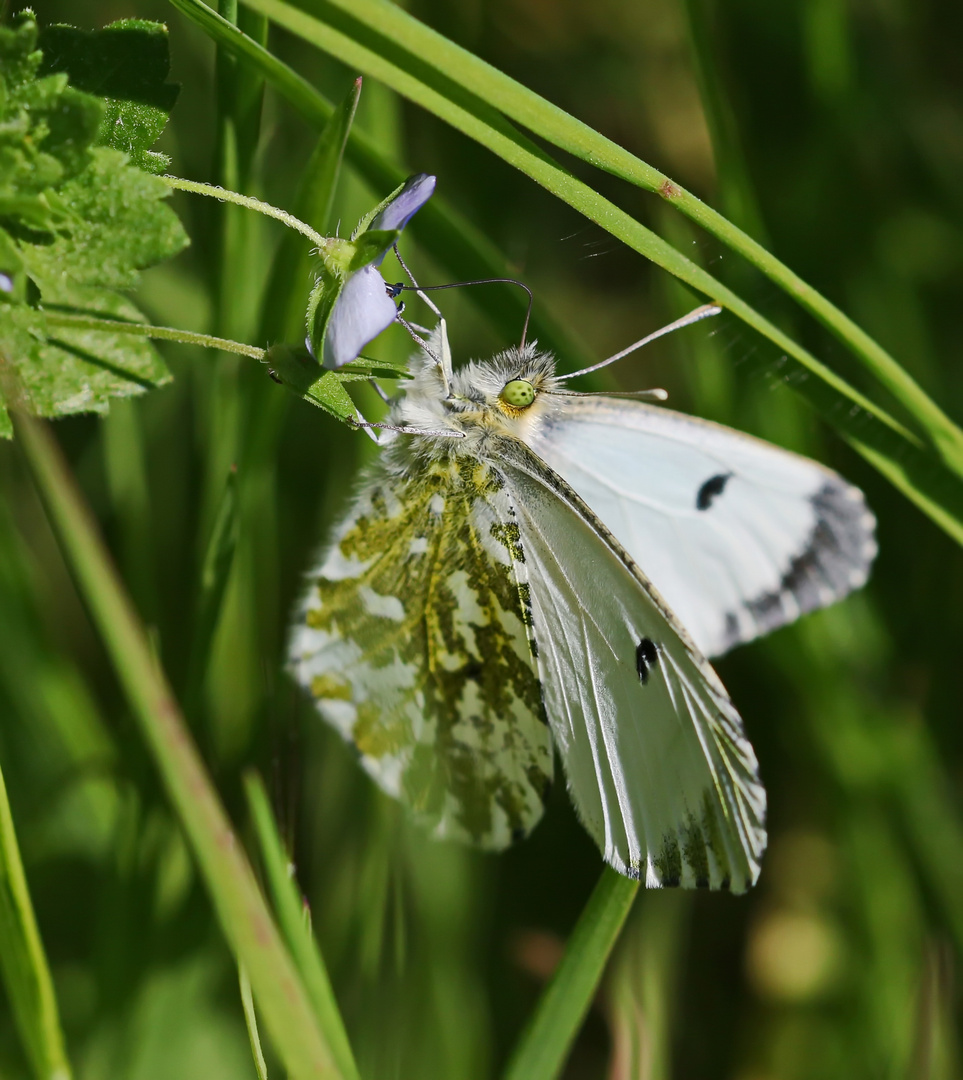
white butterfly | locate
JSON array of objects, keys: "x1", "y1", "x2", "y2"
[{"x1": 288, "y1": 307, "x2": 876, "y2": 892}]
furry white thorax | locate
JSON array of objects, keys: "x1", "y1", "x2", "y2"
[{"x1": 385, "y1": 335, "x2": 564, "y2": 465}]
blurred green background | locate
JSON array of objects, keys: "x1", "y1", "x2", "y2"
[{"x1": 2, "y1": 0, "x2": 963, "y2": 1076}]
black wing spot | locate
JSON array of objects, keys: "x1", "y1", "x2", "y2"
[
  {"x1": 636, "y1": 638, "x2": 659, "y2": 684},
  {"x1": 696, "y1": 472, "x2": 731, "y2": 510}
]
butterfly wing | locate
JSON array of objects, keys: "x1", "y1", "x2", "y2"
[
  {"x1": 499, "y1": 439, "x2": 766, "y2": 891},
  {"x1": 528, "y1": 397, "x2": 877, "y2": 658},
  {"x1": 288, "y1": 458, "x2": 553, "y2": 849}
]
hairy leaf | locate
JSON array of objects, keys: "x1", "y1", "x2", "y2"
[
  {"x1": 39, "y1": 19, "x2": 179, "y2": 174},
  {"x1": 0, "y1": 12, "x2": 187, "y2": 435}
]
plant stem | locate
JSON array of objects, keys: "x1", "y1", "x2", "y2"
[
  {"x1": 163, "y1": 175, "x2": 327, "y2": 248},
  {"x1": 503, "y1": 869, "x2": 639, "y2": 1080},
  {"x1": 43, "y1": 311, "x2": 266, "y2": 360}
]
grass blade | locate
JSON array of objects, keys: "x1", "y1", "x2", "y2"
[
  {"x1": 240, "y1": 965, "x2": 270, "y2": 1080},
  {"x1": 0, "y1": 758, "x2": 72, "y2": 1080},
  {"x1": 245, "y1": 772, "x2": 360, "y2": 1080},
  {"x1": 503, "y1": 869, "x2": 638, "y2": 1080},
  {"x1": 185, "y1": 464, "x2": 240, "y2": 714},
  {"x1": 12, "y1": 410, "x2": 345, "y2": 1080}
]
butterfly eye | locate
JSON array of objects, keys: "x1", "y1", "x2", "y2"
[{"x1": 500, "y1": 379, "x2": 536, "y2": 409}]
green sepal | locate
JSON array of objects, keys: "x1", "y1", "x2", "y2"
[
  {"x1": 304, "y1": 258, "x2": 341, "y2": 365},
  {"x1": 347, "y1": 229, "x2": 399, "y2": 271},
  {"x1": 39, "y1": 19, "x2": 180, "y2": 175},
  {"x1": 338, "y1": 354, "x2": 411, "y2": 379},
  {"x1": 263, "y1": 344, "x2": 357, "y2": 420},
  {"x1": 351, "y1": 178, "x2": 409, "y2": 239}
]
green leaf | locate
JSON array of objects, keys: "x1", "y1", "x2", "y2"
[
  {"x1": 0, "y1": 14, "x2": 189, "y2": 435},
  {"x1": 0, "y1": 13, "x2": 103, "y2": 225},
  {"x1": 0, "y1": 754, "x2": 73, "y2": 1080},
  {"x1": 39, "y1": 20, "x2": 179, "y2": 174},
  {"x1": 0, "y1": 289, "x2": 170, "y2": 438},
  {"x1": 22, "y1": 149, "x2": 186, "y2": 292},
  {"x1": 0, "y1": 150, "x2": 188, "y2": 433},
  {"x1": 0, "y1": 12, "x2": 190, "y2": 435},
  {"x1": 185, "y1": 467, "x2": 241, "y2": 715},
  {"x1": 339, "y1": 354, "x2": 411, "y2": 379}
]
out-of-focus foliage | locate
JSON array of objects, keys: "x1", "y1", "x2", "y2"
[{"x1": 0, "y1": 0, "x2": 961, "y2": 1078}]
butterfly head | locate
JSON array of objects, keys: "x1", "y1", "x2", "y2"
[
  {"x1": 389, "y1": 338, "x2": 562, "y2": 454},
  {"x1": 449, "y1": 345, "x2": 561, "y2": 429}
]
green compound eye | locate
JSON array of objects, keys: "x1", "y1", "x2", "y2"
[{"x1": 500, "y1": 379, "x2": 536, "y2": 409}]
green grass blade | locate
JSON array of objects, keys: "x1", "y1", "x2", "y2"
[
  {"x1": 12, "y1": 410, "x2": 345, "y2": 1080},
  {"x1": 240, "y1": 965, "x2": 270, "y2": 1080},
  {"x1": 185, "y1": 465, "x2": 240, "y2": 713},
  {"x1": 212, "y1": 0, "x2": 963, "y2": 546},
  {"x1": 280, "y1": 0, "x2": 963, "y2": 478},
  {"x1": 245, "y1": 773, "x2": 360, "y2": 1080},
  {"x1": 503, "y1": 869, "x2": 638, "y2": 1080},
  {"x1": 0, "y1": 758, "x2": 72, "y2": 1080}
]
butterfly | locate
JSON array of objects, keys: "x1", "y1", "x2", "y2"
[{"x1": 287, "y1": 306, "x2": 876, "y2": 892}]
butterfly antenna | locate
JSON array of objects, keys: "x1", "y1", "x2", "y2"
[
  {"x1": 390, "y1": 274, "x2": 535, "y2": 351},
  {"x1": 556, "y1": 303, "x2": 722, "y2": 382},
  {"x1": 548, "y1": 387, "x2": 669, "y2": 401}
]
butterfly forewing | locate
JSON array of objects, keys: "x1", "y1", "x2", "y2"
[
  {"x1": 289, "y1": 457, "x2": 553, "y2": 849},
  {"x1": 500, "y1": 440, "x2": 767, "y2": 891},
  {"x1": 528, "y1": 397, "x2": 876, "y2": 658}
]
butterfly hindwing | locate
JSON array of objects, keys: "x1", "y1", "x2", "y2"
[
  {"x1": 500, "y1": 439, "x2": 767, "y2": 891},
  {"x1": 289, "y1": 457, "x2": 553, "y2": 849},
  {"x1": 529, "y1": 397, "x2": 877, "y2": 658}
]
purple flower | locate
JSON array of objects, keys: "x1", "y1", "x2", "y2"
[
  {"x1": 0, "y1": 273, "x2": 13, "y2": 294},
  {"x1": 318, "y1": 174, "x2": 436, "y2": 370},
  {"x1": 322, "y1": 264, "x2": 399, "y2": 370}
]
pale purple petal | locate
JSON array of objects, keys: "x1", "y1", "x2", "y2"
[
  {"x1": 322, "y1": 265, "x2": 397, "y2": 369},
  {"x1": 371, "y1": 173, "x2": 436, "y2": 235},
  {"x1": 0, "y1": 273, "x2": 12, "y2": 294}
]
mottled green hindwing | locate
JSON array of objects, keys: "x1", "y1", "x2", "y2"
[{"x1": 289, "y1": 456, "x2": 553, "y2": 848}]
